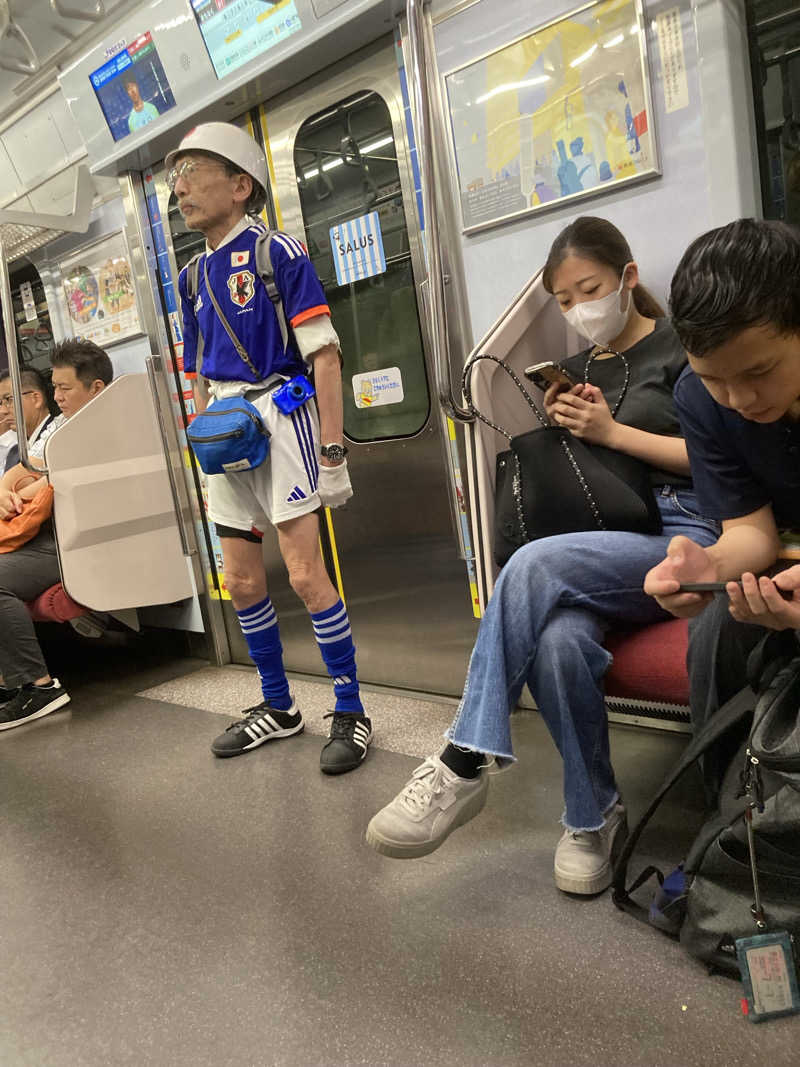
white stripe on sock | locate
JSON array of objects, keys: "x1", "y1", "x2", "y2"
[
  {"x1": 315, "y1": 623, "x2": 349, "y2": 640},
  {"x1": 239, "y1": 604, "x2": 276, "y2": 627},
  {"x1": 313, "y1": 604, "x2": 347, "y2": 629}
]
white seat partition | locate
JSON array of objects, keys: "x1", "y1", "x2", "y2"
[
  {"x1": 464, "y1": 270, "x2": 585, "y2": 610},
  {"x1": 45, "y1": 373, "x2": 193, "y2": 612}
]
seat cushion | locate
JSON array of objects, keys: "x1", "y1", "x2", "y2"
[
  {"x1": 605, "y1": 618, "x2": 690, "y2": 706},
  {"x1": 26, "y1": 583, "x2": 87, "y2": 623}
]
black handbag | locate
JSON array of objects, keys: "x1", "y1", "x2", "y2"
[{"x1": 462, "y1": 354, "x2": 662, "y2": 566}]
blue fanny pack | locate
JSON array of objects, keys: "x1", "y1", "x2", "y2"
[{"x1": 186, "y1": 396, "x2": 270, "y2": 475}]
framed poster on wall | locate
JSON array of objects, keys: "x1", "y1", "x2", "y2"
[
  {"x1": 444, "y1": 0, "x2": 659, "y2": 234},
  {"x1": 59, "y1": 232, "x2": 143, "y2": 347}
]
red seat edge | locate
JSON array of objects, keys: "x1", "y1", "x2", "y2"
[
  {"x1": 26, "y1": 583, "x2": 88, "y2": 624},
  {"x1": 605, "y1": 618, "x2": 690, "y2": 706}
]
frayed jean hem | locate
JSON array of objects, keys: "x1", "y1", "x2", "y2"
[{"x1": 560, "y1": 791, "x2": 620, "y2": 834}]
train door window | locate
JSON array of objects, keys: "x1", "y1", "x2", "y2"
[
  {"x1": 748, "y1": 1, "x2": 800, "y2": 223},
  {"x1": 9, "y1": 263, "x2": 54, "y2": 381},
  {"x1": 293, "y1": 91, "x2": 430, "y2": 442}
]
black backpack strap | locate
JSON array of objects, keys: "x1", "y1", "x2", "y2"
[
  {"x1": 182, "y1": 252, "x2": 205, "y2": 376},
  {"x1": 185, "y1": 252, "x2": 203, "y2": 302},
  {"x1": 255, "y1": 230, "x2": 290, "y2": 353},
  {"x1": 611, "y1": 685, "x2": 756, "y2": 920}
]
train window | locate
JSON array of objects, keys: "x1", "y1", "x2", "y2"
[
  {"x1": 9, "y1": 263, "x2": 55, "y2": 383},
  {"x1": 748, "y1": 1, "x2": 800, "y2": 223},
  {"x1": 293, "y1": 91, "x2": 431, "y2": 442}
]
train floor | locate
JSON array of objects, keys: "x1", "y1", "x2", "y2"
[{"x1": 1, "y1": 629, "x2": 797, "y2": 1066}]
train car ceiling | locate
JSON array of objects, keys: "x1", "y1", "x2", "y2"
[{"x1": 56, "y1": 0, "x2": 407, "y2": 177}]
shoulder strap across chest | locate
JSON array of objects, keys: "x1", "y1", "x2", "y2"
[{"x1": 185, "y1": 230, "x2": 290, "y2": 354}]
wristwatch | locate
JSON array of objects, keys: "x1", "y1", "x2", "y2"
[{"x1": 320, "y1": 443, "x2": 348, "y2": 463}]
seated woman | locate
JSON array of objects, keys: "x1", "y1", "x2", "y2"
[{"x1": 366, "y1": 216, "x2": 720, "y2": 895}]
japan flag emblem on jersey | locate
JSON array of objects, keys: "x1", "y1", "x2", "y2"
[
  {"x1": 228, "y1": 270, "x2": 255, "y2": 308},
  {"x1": 231, "y1": 250, "x2": 249, "y2": 267}
]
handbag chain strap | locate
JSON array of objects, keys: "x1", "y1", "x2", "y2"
[
  {"x1": 462, "y1": 353, "x2": 548, "y2": 440},
  {"x1": 584, "y1": 347, "x2": 630, "y2": 417},
  {"x1": 462, "y1": 353, "x2": 607, "y2": 534},
  {"x1": 203, "y1": 257, "x2": 263, "y2": 381}
]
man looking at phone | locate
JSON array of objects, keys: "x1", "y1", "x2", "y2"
[
  {"x1": 644, "y1": 219, "x2": 800, "y2": 787},
  {"x1": 170, "y1": 122, "x2": 372, "y2": 774}
]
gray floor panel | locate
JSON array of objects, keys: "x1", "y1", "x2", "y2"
[
  {"x1": 139, "y1": 666, "x2": 458, "y2": 758},
  {"x1": 0, "y1": 685, "x2": 797, "y2": 1066}
]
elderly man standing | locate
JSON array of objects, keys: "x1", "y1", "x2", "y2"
[{"x1": 169, "y1": 122, "x2": 372, "y2": 774}]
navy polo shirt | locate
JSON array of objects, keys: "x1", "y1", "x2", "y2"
[{"x1": 674, "y1": 365, "x2": 800, "y2": 526}]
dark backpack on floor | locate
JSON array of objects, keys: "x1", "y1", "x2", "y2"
[{"x1": 612, "y1": 631, "x2": 800, "y2": 978}]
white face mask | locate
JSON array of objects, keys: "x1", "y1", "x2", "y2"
[{"x1": 562, "y1": 267, "x2": 633, "y2": 346}]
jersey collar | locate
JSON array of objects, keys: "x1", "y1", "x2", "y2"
[{"x1": 206, "y1": 216, "x2": 257, "y2": 256}]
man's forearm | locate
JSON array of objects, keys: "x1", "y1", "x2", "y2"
[
  {"x1": 706, "y1": 523, "x2": 782, "y2": 581},
  {"x1": 313, "y1": 345, "x2": 344, "y2": 446},
  {"x1": 192, "y1": 378, "x2": 209, "y2": 415}
]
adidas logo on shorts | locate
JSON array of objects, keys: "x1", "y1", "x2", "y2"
[{"x1": 286, "y1": 485, "x2": 307, "y2": 503}]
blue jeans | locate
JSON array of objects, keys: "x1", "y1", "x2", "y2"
[{"x1": 446, "y1": 488, "x2": 720, "y2": 832}]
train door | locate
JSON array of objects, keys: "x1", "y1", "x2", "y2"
[{"x1": 251, "y1": 39, "x2": 478, "y2": 694}]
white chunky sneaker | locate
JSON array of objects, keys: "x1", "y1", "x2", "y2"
[
  {"x1": 553, "y1": 802, "x2": 628, "y2": 895},
  {"x1": 365, "y1": 754, "x2": 489, "y2": 859}
]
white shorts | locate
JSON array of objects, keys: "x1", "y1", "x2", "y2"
[{"x1": 205, "y1": 382, "x2": 321, "y2": 532}]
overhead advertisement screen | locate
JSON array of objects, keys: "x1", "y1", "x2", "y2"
[
  {"x1": 89, "y1": 32, "x2": 176, "y2": 143},
  {"x1": 191, "y1": 0, "x2": 303, "y2": 79}
]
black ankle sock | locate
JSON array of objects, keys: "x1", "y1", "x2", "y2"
[{"x1": 440, "y1": 743, "x2": 485, "y2": 779}]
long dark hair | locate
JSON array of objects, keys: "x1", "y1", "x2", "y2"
[{"x1": 542, "y1": 216, "x2": 665, "y2": 319}]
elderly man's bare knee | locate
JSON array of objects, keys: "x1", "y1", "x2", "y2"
[
  {"x1": 288, "y1": 560, "x2": 333, "y2": 612},
  {"x1": 225, "y1": 568, "x2": 266, "y2": 608}
]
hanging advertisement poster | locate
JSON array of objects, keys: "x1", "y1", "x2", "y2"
[
  {"x1": 444, "y1": 0, "x2": 659, "y2": 234},
  {"x1": 60, "y1": 232, "x2": 143, "y2": 346}
]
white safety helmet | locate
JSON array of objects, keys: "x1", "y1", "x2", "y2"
[{"x1": 165, "y1": 122, "x2": 268, "y2": 211}]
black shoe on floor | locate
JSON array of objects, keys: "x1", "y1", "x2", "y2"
[
  {"x1": 211, "y1": 700, "x2": 304, "y2": 758},
  {"x1": 320, "y1": 712, "x2": 373, "y2": 775},
  {"x1": 0, "y1": 680, "x2": 70, "y2": 731},
  {"x1": 0, "y1": 686, "x2": 19, "y2": 707}
]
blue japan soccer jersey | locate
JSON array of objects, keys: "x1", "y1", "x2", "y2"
[{"x1": 178, "y1": 220, "x2": 330, "y2": 383}]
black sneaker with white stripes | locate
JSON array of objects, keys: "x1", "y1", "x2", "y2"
[
  {"x1": 0, "y1": 679, "x2": 70, "y2": 731},
  {"x1": 319, "y1": 712, "x2": 373, "y2": 775},
  {"x1": 211, "y1": 699, "x2": 304, "y2": 758}
]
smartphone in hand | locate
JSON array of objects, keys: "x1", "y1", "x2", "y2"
[
  {"x1": 524, "y1": 361, "x2": 577, "y2": 393},
  {"x1": 679, "y1": 581, "x2": 794, "y2": 600}
]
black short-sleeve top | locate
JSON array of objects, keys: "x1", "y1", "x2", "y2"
[{"x1": 561, "y1": 317, "x2": 690, "y2": 488}]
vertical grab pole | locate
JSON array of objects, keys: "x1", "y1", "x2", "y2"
[
  {"x1": 0, "y1": 232, "x2": 43, "y2": 474},
  {"x1": 405, "y1": 0, "x2": 473, "y2": 424},
  {"x1": 406, "y1": 0, "x2": 478, "y2": 574}
]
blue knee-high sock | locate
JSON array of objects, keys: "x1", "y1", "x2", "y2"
[
  {"x1": 237, "y1": 596, "x2": 293, "y2": 711},
  {"x1": 311, "y1": 599, "x2": 363, "y2": 714}
]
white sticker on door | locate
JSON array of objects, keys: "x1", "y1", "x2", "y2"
[
  {"x1": 352, "y1": 367, "x2": 404, "y2": 408},
  {"x1": 330, "y1": 211, "x2": 387, "y2": 285}
]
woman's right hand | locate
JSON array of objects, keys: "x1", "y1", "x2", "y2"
[
  {"x1": 0, "y1": 487, "x2": 23, "y2": 521},
  {"x1": 543, "y1": 382, "x2": 585, "y2": 421}
]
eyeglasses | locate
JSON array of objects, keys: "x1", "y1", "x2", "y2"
[
  {"x1": 166, "y1": 159, "x2": 228, "y2": 192},
  {"x1": 0, "y1": 390, "x2": 36, "y2": 407}
]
